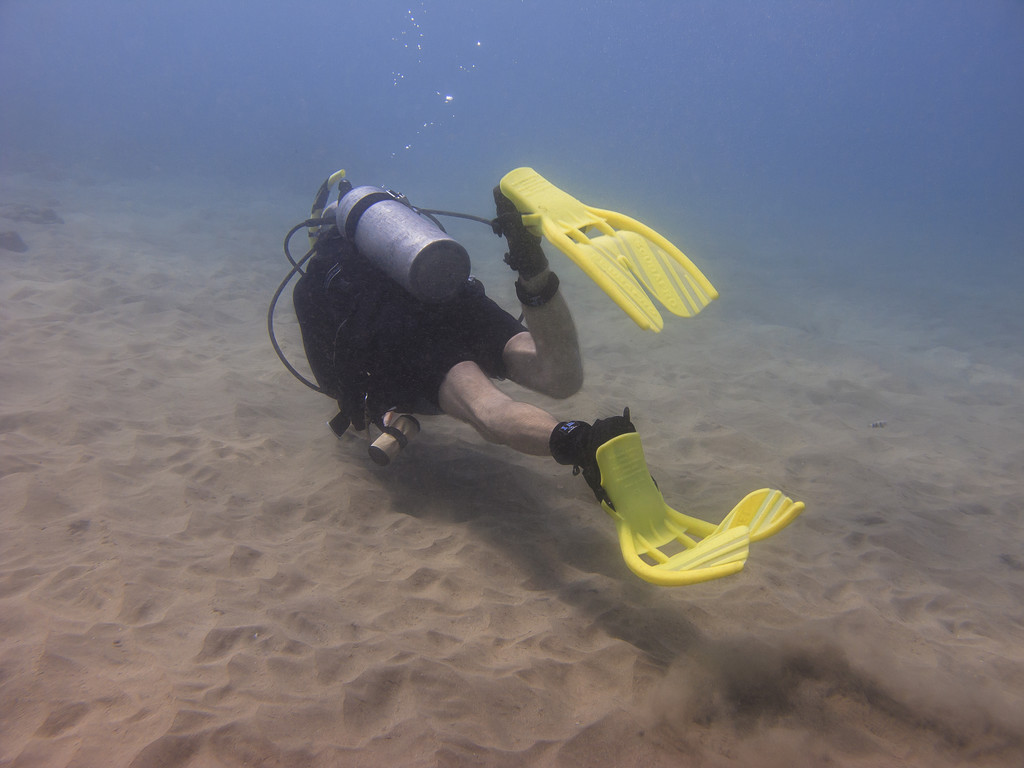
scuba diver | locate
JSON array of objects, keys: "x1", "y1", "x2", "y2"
[
  {"x1": 284, "y1": 173, "x2": 627, "y2": 492},
  {"x1": 269, "y1": 168, "x2": 804, "y2": 586}
]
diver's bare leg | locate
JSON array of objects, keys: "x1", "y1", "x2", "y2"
[
  {"x1": 438, "y1": 360, "x2": 558, "y2": 456},
  {"x1": 501, "y1": 269, "x2": 583, "y2": 399}
]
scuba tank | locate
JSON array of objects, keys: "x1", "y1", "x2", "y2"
[{"x1": 336, "y1": 185, "x2": 471, "y2": 302}]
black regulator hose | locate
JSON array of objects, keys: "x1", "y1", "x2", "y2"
[
  {"x1": 414, "y1": 207, "x2": 496, "y2": 228},
  {"x1": 267, "y1": 219, "x2": 328, "y2": 392}
]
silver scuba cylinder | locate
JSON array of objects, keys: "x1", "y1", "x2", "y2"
[{"x1": 336, "y1": 186, "x2": 471, "y2": 302}]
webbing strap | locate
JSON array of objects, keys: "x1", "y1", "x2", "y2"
[{"x1": 343, "y1": 192, "x2": 393, "y2": 241}]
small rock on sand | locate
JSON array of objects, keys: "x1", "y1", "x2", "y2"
[{"x1": 0, "y1": 230, "x2": 28, "y2": 253}]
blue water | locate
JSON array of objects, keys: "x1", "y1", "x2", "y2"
[
  {"x1": 2, "y1": 0, "x2": 1021, "y2": 298},
  {"x1": 3, "y1": 4, "x2": 1024, "y2": 763}
]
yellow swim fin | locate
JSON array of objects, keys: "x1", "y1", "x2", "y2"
[
  {"x1": 671, "y1": 488, "x2": 806, "y2": 543},
  {"x1": 593, "y1": 433, "x2": 804, "y2": 586},
  {"x1": 595, "y1": 433, "x2": 749, "y2": 586},
  {"x1": 499, "y1": 167, "x2": 718, "y2": 331}
]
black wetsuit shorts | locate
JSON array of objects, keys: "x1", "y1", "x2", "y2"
[{"x1": 293, "y1": 233, "x2": 526, "y2": 423}]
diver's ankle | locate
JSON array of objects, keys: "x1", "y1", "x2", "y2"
[
  {"x1": 515, "y1": 270, "x2": 560, "y2": 307},
  {"x1": 550, "y1": 419, "x2": 591, "y2": 466},
  {"x1": 518, "y1": 268, "x2": 551, "y2": 293}
]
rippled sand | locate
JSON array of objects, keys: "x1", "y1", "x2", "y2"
[{"x1": 2, "y1": 171, "x2": 1022, "y2": 766}]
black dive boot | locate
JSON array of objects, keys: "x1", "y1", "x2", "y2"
[
  {"x1": 493, "y1": 187, "x2": 560, "y2": 306},
  {"x1": 550, "y1": 408, "x2": 637, "y2": 504}
]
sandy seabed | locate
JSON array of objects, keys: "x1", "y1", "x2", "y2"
[{"x1": 1, "y1": 169, "x2": 1023, "y2": 767}]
